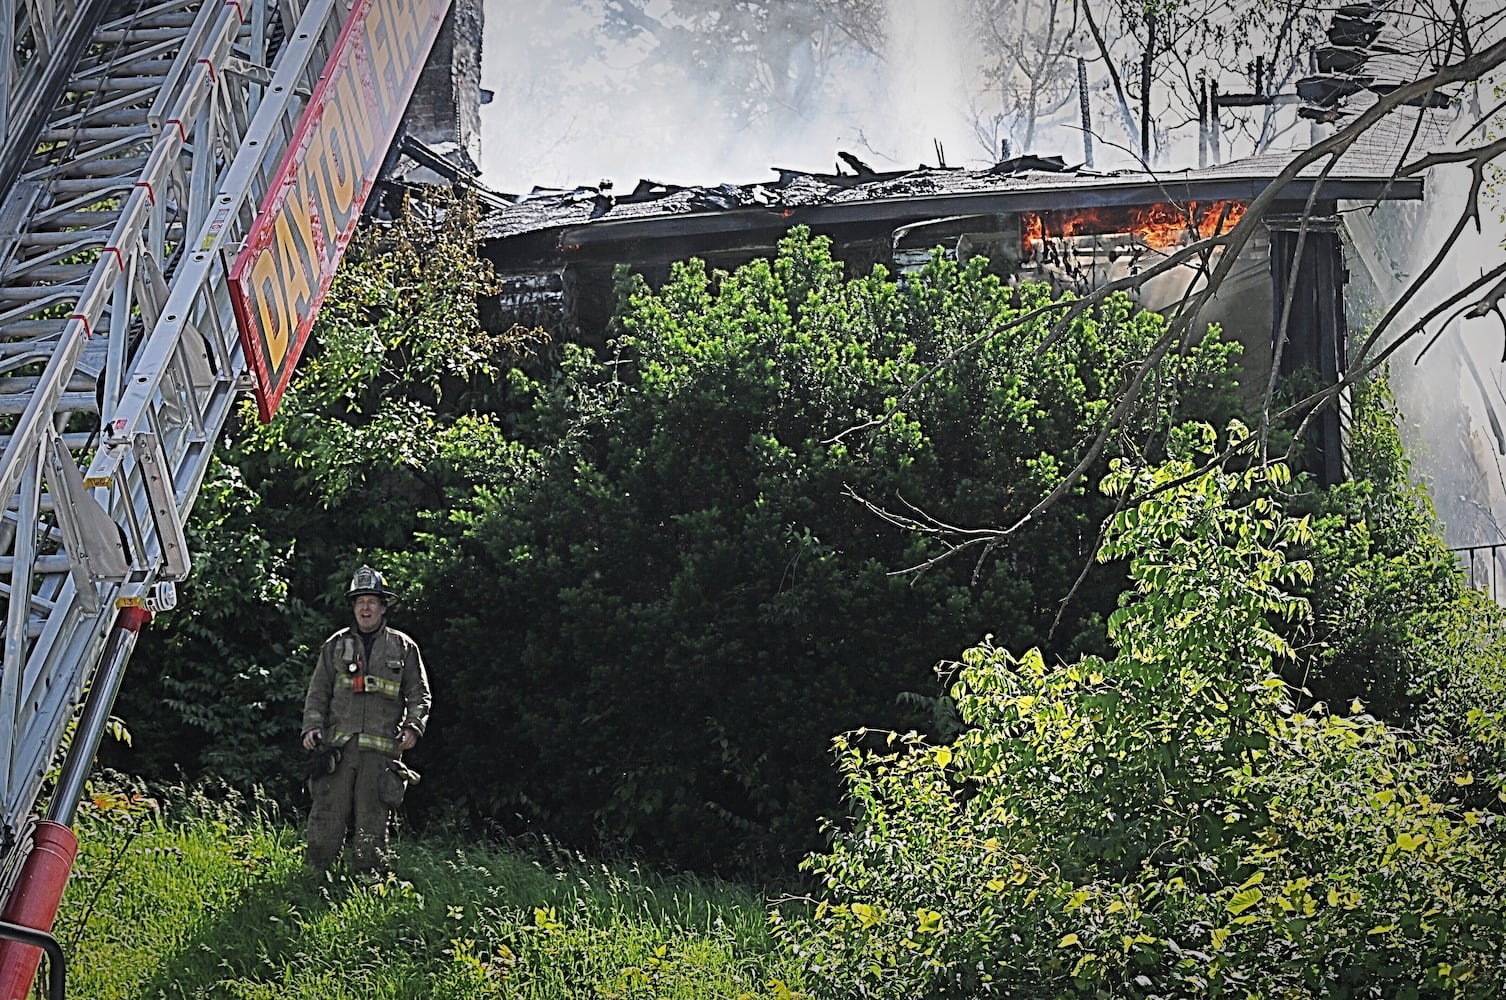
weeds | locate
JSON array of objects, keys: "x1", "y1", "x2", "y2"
[{"x1": 58, "y1": 802, "x2": 804, "y2": 999}]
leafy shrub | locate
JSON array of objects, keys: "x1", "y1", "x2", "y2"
[
  {"x1": 106, "y1": 457, "x2": 319, "y2": 796},
  {"x1": 118, "y1": 215, "x2": 1239, "y2": 874},
  {"x1": 412, "y1": 228, "x2": 1239, "y2": 871},
  {"x1": 1291, "y1": 373, "x2": 1506, "y2": 723},
  {"x1": 778, "y1": 424, "x2": 1506, "y2": 998}
]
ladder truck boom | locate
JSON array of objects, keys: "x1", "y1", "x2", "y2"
[{"x1": 0, "y1": 0, "x2": 452, "y2": 993}]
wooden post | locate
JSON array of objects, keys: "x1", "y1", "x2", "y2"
[{"x1": 1269, "y1": 214, "x2": 1348, "y2": 485}]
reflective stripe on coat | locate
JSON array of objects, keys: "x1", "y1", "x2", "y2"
[{"x1": 302, "y1": 623, "x2": 431, "y2": 751}]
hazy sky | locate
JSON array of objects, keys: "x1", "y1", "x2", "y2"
[{"x1": 476, "y1": 1, "x2": 990, "y2": 195}]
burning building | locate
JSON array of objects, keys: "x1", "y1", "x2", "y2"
[{"x1": 477, "y1": 128, "x2": 1429, "y2": 484}]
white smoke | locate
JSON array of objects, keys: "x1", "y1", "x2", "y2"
[
  {"x1": 1386, "y1": 176, "x2": 1506, "y2": 547},
  {"x1": 478, "y1": 0, "x2": 1001, "y2": 194},
  {"x1": 880, "y1": 0, "x2": 982, "y2": 168},
  {"x1": 1346, "y1": 65, "x2": 1506, "y2": 550}
]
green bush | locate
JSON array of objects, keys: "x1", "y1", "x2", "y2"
[
  {"x1": 410, "y1": 228, "x2": 1239, "y2": 872},
  {"x1": 1292, "y1": 373, "x2": 1506, "y2": 724},
  {"x1": 778, "y1": 423, "x2": 1506, "y2": 997}
]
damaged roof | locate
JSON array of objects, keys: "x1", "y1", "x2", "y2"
[{"x1": 479, "y1": 118, "x2": 1431, "y2": 260}]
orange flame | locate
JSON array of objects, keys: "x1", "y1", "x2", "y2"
[{"x1": 1021, "y1": 201, "x2": 1247, "y2": 253}]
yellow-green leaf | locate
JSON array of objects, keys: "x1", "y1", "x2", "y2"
[
  {"x1": 1058, "y1": 933, "x2": 1080, "y2": 948},
  {"x1": 1396, "y1": 832, "x2": 1426, "y2": 852},
  {"x1": 1226, "y1": 887, "x2": 1263, "y2": 916}
]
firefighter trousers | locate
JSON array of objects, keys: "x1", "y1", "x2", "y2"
[{"x1": 306, "y1": 745, "x2": 395, "y2": 874}]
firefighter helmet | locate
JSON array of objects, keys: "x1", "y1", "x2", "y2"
[{"x1": 345, "y1": 564, "x2": 399, "y2": 605}]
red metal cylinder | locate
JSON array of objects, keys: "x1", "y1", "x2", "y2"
[{"x1": 0, "y1": 821, "x2": 79, "y2": 1000}]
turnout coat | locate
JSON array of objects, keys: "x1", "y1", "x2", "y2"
[{"x1": 302, "y1": 623, "x2": 431, "y2": 756}]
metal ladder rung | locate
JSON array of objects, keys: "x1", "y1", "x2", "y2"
[
  {"x1": 0, "y1": 557, "x2": 73, "y2": 576},
  {"x1": 99, "y1": 0, "x2": 201, "y2": 23},
  {"x1": 0, "y1": 285, "x2": 88, "y2": 304},
  {"x1": 0, "y1": 300, "x2": 72, "y2": 325},
  {"x1": 5, "y1": 249, "x2": 106, "y2": 275},
  {"x1": 93, "y1": 26, "x2": 198, "y2": 45},
  {"x1": 33, "y1": 200, "x2": 146, "y2": 221},
  {"x1": 0, "y1": 327, "x2": 68, "y2": 343},
  {"x1": 2, "y1": 494, "x2": 60, "y2": 516},
  {"x1": 40, "y1": 177, "x2": 137, "y2": 194},
  {"x1": 40, "y1": 125, "x2": 152, "y2": 144},
  {"x1": 0, "y1": 393, "x2": 99, "y2": 416},
  {"x1": 100, "y1": 2, "x2": 200, "y2": 24},
  {"x1": 69, "y1": 74, "x2": 173, "y2": 90},
  {"x1": 0, "y1": 374, "x2": 99, "y2": 394},
  {"x1": 0, "y1": 511, "x2": 64, "y2": 543},
  {"x1": 53, "y1": 108, "x2": 159, "y2": 130},
  {"x1": 6, "y1": 265, "x2": 105, "y2": 283},
  {"x1": 13, "y1": 230, "x2": 115, "y2": 249},
  {"x1": 76, "y1": 42, "x2": 187, "y2": 76},
  {"x1": 54, "y1": 83, "x2": 166, "y2": 122},
  {"x1": 0, "y1": 581, "x2": 61, "y2": 621}
]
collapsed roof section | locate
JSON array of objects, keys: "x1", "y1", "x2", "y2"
[{"x1": 478, "y1": 128, "x2": 1426, "y2": 270}]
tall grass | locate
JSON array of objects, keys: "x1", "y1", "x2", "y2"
[{"x1": 52, "y1": 792, "x2": 805, "y2": 999}]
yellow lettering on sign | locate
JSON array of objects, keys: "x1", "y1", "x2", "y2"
[
  {"x1": 295, "y1": 137, "x2": 334, "y2": 280},
  {"x1": 318, "y1": 67, "x2": 365, "y2": 233},
  {"x1": 230, "y1": 0, "x2": 453, "y2": 422},
  {"x1": 390, "y1": 0, "x2": 427, "y2": 75},
  {"x1": 247, "y1": 245, "x2": 289, "y2": 373},
  {"x1": 362, "y1": 0, "x2": 399, "y2": 120},
  {"x1": 262, "y1": 191, "x2": 318, "y2": 374}
]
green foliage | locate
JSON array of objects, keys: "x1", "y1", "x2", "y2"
[
  {"x1": 117, "y1": 210, "x2": 1238, "y2": 874},
  {"x1": 779, "y1": 426, "x2": 1506, "y2": 998},
  {"x1": 1291, "y1": 372, "x2": 1506, "y2": 722},
  {"x1": 241, "y1": 190, "x2": 511, "y2": 519},
  {"x1": 57, "y1": 795, "x2": 805, "y2": 1000},
  {"x1": 412, "y1": 228, "x2": 1238, "y2": 871},
  {"x1": 107, "y1": 457, "x2": 319, "y2": 794}
]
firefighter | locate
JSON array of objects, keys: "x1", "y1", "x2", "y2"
[{"x1": 301, "y1": 565, "x2": 432, "y2": 875}]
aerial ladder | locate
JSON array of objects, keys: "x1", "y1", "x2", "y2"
[{"x1": 0, "y1": 0, "x2": 450, "y2": 994}]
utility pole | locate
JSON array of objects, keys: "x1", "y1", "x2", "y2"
[
  {"x1": 1140, "y1": 13, "x2": 1156, "y2": 164},
  {"x1": 1078, "y1": 57, "x2": 1094, "y2": 168}
]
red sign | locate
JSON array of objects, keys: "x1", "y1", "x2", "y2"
[{"x1": 229, "y1": 0, "x2": 451, "y2": 422}]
